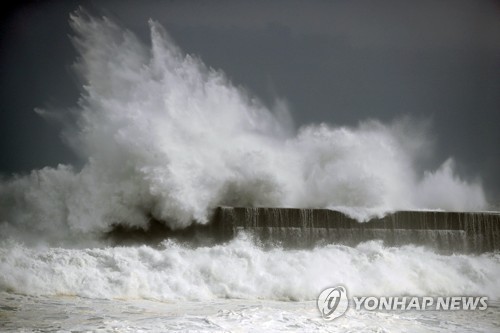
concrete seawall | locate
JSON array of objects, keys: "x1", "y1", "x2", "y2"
[
  {"x1": 106, "y1": 207, "x2": 500, "y2": 252},
  {"x1": 210, "y1": 207, "x2": 500, "y2": 252}
]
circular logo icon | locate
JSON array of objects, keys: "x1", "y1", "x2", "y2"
[{"x1": 317, "y1": 286, "x2": 349, "y2": 320}]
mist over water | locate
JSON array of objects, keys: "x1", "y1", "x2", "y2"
[{"x1": 0, "y1": 11, "x2": 487, "y2": 246}]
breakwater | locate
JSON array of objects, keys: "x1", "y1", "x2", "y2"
[{"x1": 107, "y1": 207, "x2": 500, "y2": 252}]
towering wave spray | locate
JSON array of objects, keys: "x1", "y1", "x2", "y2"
[{"x1": 0, "y1": 11, "x2": 487, "y2": 245}]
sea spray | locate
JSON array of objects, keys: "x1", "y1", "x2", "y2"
[{"x1": 0, "y1": 10, "x2": 487, "y2": 246}]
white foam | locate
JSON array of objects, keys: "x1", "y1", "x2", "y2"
[{"x1": 1, "y1": 235, "x2": 498, "y2": 301}]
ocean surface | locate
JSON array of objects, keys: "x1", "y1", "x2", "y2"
[
  {"x1": 1, "y1": 234, "x2": 499, "y2": 332},
  {"x1": 2, "y1": 294, "x2": 499, "y2": 332}
]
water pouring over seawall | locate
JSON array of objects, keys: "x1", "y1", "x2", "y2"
[
  {"x1": 211, "y1": 208, "x2": 500, "y2": 252},
  {"x1": 106, "y1": 207, "x2": 500, "y2": 253}
]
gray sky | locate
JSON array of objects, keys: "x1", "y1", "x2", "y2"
[{"x1": 1, "y1": 0, "x2": 499, "y2": 204}]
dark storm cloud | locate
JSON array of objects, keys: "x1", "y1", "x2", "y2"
[
  {"x1": 109, "y1": 0, "x2": 500, "y2": 49},
  {"x1": 1, "y1": 0, "x2": 499, "y2": 204},
  {"x1": 0, "y1": 0, "x2": 82, "y2": 172}
]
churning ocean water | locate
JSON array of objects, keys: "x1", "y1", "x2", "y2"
[
  {"x1": 0, "y1": 10, "x2": 498, "y2": 332},
  {"x1": 1, "y1": 236, "x2": 500, "y2": 332}
]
